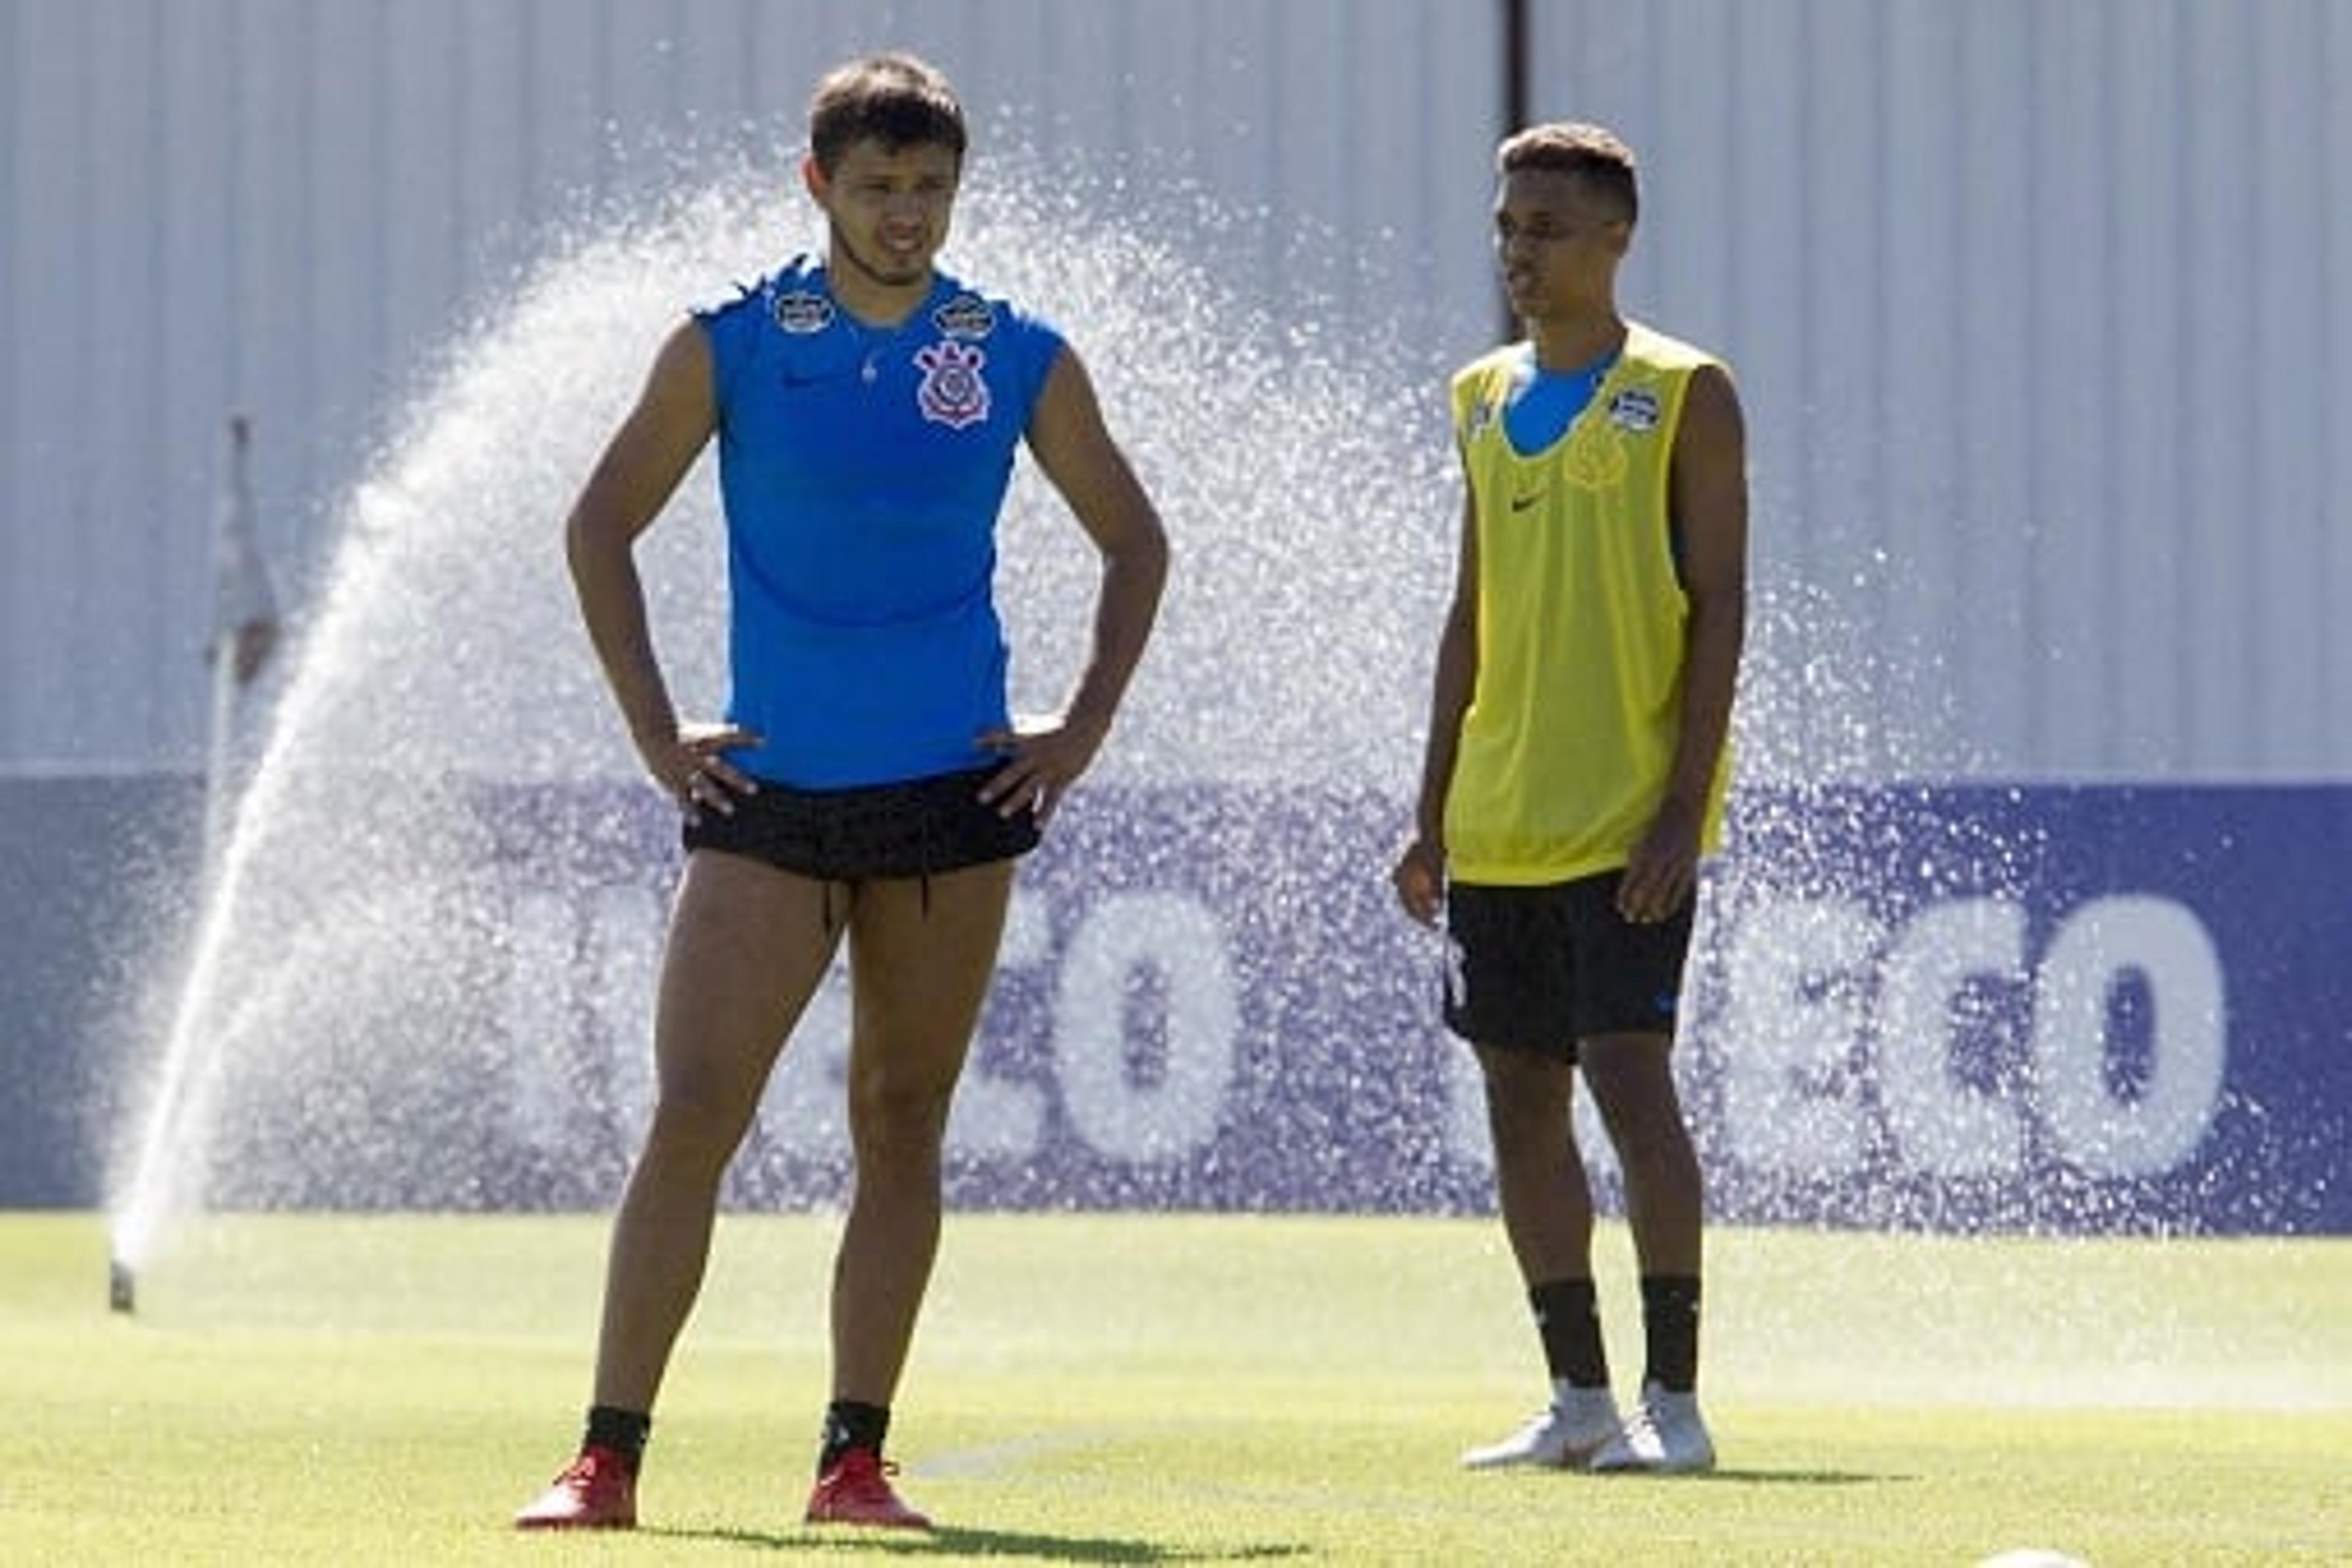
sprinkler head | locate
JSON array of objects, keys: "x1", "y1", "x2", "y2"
[{"x1": 108, "y1": 1257, "x2": 137, "y2": 1314}]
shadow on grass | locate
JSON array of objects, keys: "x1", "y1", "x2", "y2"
[
  {"x1": 661, "y1": 1525, "x2": 1310, "y2": 1561},
  {"x1": 1662, "y1": 1466, "x2": 1911, "y2": 1487},
  {"x1": 1477, "y1": 1465, "x2": 1905, "y2": 1490}
]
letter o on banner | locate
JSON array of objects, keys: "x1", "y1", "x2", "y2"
[
  {"x1": 2032, "y1": 895, "x2": 2226, "y2": 1177},
  {"x1": 1053, "y1": 892, "x2": 1239, "y2": 1163}
]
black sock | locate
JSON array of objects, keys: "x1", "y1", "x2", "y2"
[
  {"x1": 1529, "y1": 1277, "x2": 1609, "y2": 1390},
  {"x1": 818, "y1": 1398, "x2": 891, "y2": 1474},
  {"x1": 583, "y1": 1404, "x2": 650, "y2": 1466},
  {"x1": 1640, "y1": 1275, "x2": 1702, "y2": 1393}
]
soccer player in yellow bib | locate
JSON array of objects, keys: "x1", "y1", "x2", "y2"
[{"x1": 1393, "y1": 122, "x2": 1747, "y2": 1474}]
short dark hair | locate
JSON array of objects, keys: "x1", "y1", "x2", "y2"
[
  {"x1": 1497, "y1": 123, "x2": 1639, "y2": 225},
  {"x1": 808, "y1": 52, "x2": 968, "y2": 176}
]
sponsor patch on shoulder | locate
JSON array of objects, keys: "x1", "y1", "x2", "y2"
[
  {"x1": 932, "y1": 294, "x2": 997, "y2": 340},
  {"x1": 1464, "y1": 393, "x2": 1500, "y2": 441},
  {"x1": 1607, "y1": 386, "x2": 1661, "y2": 432},
  {"x1": 772, "y1": 290, "x2": 834, "y2": 334}
]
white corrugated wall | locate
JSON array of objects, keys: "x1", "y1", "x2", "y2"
[
  {"x1": 0, "y1": 0, "x2": 1498, "y2": 769},
  {"x1": 2, "y1": 0, "x2": 2345, "y2": 777},
  {"x1": 1525, "y1": 0, "x2": 2349, "y2": 778}
]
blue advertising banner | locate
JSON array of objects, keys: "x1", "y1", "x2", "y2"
[
  {"x1": 1695, "y1": 784, "x2": 2350, "y2": 1233},
  {"x1": 450, "y1": 780, "x2": 2348, "y2": 1235},
  {"x1": 21, "y1": 777, "x2": 2345, "y2": 1232}
]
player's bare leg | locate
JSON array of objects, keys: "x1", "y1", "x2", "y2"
[
  {"x1": 1580, "y1": 1031, "x2": 1714, "y2": 1473},
  {"x1": 519, "y1": 852, "x2": 842, "y2": 1529},
  {"x1": 1457, "y1": 1044, "x2": 1623, "y2": 1469},
  {"x1": 807, "y1": 858, "x2": 1015, "y2": 1530},
  {"x1": 595, "y1": 854, "x2": 844, "y2": 1408},
  {"x1": 1476, "y1": 1042, "x2": 1591, "y2": 1284},
  {"x1": 1577, "y1": 1034, "x2": 1700, "y2": 1278}
]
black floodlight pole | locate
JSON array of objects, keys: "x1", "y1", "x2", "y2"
[{"x1": 1499, "y1": 0, "x2": 1532, "y2": 341}]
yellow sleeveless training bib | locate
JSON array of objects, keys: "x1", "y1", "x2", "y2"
[{"x1": 1443, "y1": 322, "x2": 1730, "y2": 885}]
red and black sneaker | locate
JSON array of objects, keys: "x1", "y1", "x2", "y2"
[
  {"x1": 513, "y1": 1443, "x2": 638, "y2": 1530},
  {"x1": 804, "y1": 1447, "x2": 932, "y2": 1531}
]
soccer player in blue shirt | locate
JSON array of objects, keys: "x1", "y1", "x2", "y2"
[{"x1": 518, "y1": 53, "x2": 1167, "y2": 1532}]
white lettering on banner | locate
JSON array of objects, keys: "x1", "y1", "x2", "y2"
[
  {"x1": 586, "y1": 883, "x2": 660, "y2": 1130},
  {"x1": 749, "y1": 892, "x2": 1054, "y2": 1160},
  {"x1": 503, "y1": 889, "x2": 578, "y2": 1150},
  {"x1": 503, "y1": 885, "x2": 662, "y2": 1147},
  {"x1": 1054, "y1": 891, "x2": 1237, "y2": 1161},
  {"x1": 1724, "y1": 892, "x2": 2227, "y2": 1181},
  {"x1": 1445, "y1": 1041, "x2": 1488, "y2": 1169},
  {"x1": 2034, "y1": 895, "x2": 2226, "y2": 1176},
  {"x1": 500, "y1": 877, "x2": 2226, "y2": 1189},
  {"x1": 753, "y1": 965, "x2": 847, "y2": 1156},
  {"x1": 946, "y1": 891, "x2": 1048, "y2": 1156},
  {"x1": 498, "y1": 883, "x2": 1229, "y2": 1165},
  {"x1": 1721, "y1": 897, "x2": 1879, "y2": 1174},
  {"x1": 1879, "y1": 898, "x2": 2028, "y2": 1175}
]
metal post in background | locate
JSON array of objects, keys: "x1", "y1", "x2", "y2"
[
  {"x1": 113, "y1": 415, "x2": 281, "y2": 1315},
  {"x1": 1498, "y1": 0, "x2": 1532, "y2": 344},
  {"x1": 201, "y1": 414, "x2": 278, "y2": 886}
]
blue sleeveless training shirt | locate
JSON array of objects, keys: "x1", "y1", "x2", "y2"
[{"x1": 693, "y1": 257, "x2": 1065, "y2": 788}]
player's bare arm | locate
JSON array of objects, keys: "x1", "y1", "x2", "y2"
[
  {"x1": 1619, "y1": 361, "x2": 1747, "y2": 924},
  {"x1": 565, "y1": 322, "x2": 757, "y2": 815},
  {"x1": 978, "y1": 345, "x2": 1169, "y2": 823},
  {"x1": 1395, "y1": 480, "x2": 1480, "y2": 927}
]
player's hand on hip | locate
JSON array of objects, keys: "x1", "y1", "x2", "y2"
[
  {"x1": 976, "y1": 713, "x2": 1105, "y2": 826},
  {"x1": 647, "y1": 721, "x2": 761, "y2": 825}
]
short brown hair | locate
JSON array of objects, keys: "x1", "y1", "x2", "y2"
[
  {"x1": 1497, "y1": 123, "x2": 1638, "y2": 225},
  {"x1": 808, "y1": 53, "x2": 968, "y2": 176}
]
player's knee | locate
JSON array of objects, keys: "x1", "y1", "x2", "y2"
[
  {"x1": 1583, "y1": 1081, "x2": 1665, "y2": 1148},
  {"x1": 1608, "y1": 1112, "x2": 1699, "y2": 1178},
  {"x1": 645, "y1": 1075, "x2": 760, "y2": 1165},
  {"x1": 1483, "y1": 1081, "x2": 1569, "y2": 1158},
  {"x1": 846, "y1": 1069, "x2": 956, "y2": 1153}
]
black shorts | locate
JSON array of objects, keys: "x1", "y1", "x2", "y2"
[
  {"x1": 1442, "y1": 872, "x2": 1694, "y2": 1058},
  {"x1": 681, "y1": 764, "x2": 1040, "y2": 882}
]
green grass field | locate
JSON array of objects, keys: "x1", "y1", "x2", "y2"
[{"x1": 6, "y1": 1211, "x2": 2346, "y2": 1564}]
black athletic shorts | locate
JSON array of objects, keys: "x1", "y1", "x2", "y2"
[
  {"x1": 680, "y1": 763, "x2": 1039, "y2": 882},
  {"x1": 1442, "y1": 871, "x2": 1694, "y2": 1058}
]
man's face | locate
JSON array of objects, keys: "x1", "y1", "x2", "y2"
[
  {"x1": 1492, "y1": 168, "x2": 1628, "y2": 317},
  {"x1": 807, "y1": 137, "x2": 961, "y2": 292}
]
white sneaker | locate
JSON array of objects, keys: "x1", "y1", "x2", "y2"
[
  {"x1": 1459, "y1": 1387, "x2": 1623, "y2": 1469},
  {"x1": 1591, "y1": 1382, "x2": 1716, "y2": 1474}
]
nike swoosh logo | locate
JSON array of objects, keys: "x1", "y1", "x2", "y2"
[{"x1": 1510, "y1": 491, "x2": 1544, "y2": 511}]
